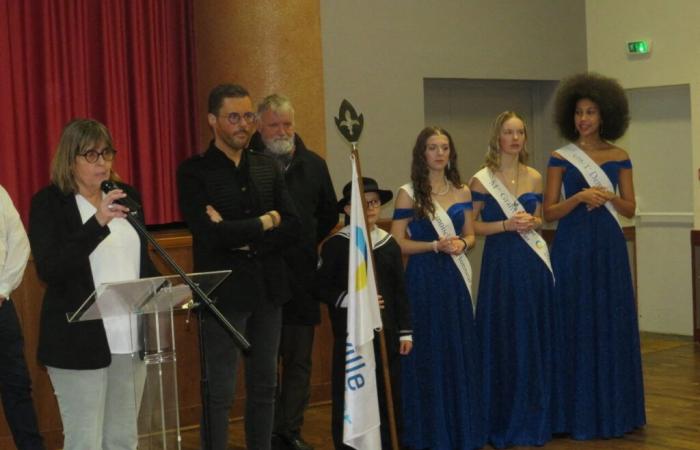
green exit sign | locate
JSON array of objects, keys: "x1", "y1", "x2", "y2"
[{"x1": 627, "y1": 40, "x2": 651, "y2": 54}]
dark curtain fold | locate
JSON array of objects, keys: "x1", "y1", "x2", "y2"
[{"x1": 0, "y1": 0, "x2": 199, "y2": 224}]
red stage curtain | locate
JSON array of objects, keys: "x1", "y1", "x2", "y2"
[{"x1": 0, "y1": 0, "x2": 199, "y2": 224}]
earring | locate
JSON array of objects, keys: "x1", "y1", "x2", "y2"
[{"x1": 447, "y1": 160, "x2": 451, "y2": 170}]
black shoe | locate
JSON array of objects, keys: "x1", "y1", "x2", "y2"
[
  {"x1": 271, "y1": 433, "x2": 286, "y2": 450},
  {"x1": 277, "y1": 433, "x2": 315, "y2": 450}
]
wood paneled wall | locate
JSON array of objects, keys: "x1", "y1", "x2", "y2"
[{"x1": 0, "y1": 228, "x2": 334, "y2": 450}]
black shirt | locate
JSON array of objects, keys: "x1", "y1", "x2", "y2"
[{"x1": 177, "y1": 142, "x2": 301, "y2": 314}]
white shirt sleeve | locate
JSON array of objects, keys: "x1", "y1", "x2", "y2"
[
  {"x1": 0, "y1": 185, "x2": 30, "y2": 299},
  {"x1": 336, "y1": 291, "x2": 348, "y2": 308}
]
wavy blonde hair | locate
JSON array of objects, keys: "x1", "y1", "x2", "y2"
[{"x1": 485, "y1": 111, "x2": 529, "y2": 171}]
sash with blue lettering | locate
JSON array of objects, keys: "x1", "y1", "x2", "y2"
[
  {"x1": 555, "y1": 143, "x2": 621, "y2": 228},
  {"x1": 473, "y1": 167, "x2": 554, "y2": 280},
  {"x1": 400, "y1": 183, "x2": 473, "y2": 298}
]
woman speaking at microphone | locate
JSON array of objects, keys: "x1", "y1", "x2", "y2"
[{"x1": 28, "y1": 118, "x2": 158, "y2": 450}]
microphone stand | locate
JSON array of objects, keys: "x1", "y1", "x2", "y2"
[{"x1": 122, "y1": 212, "x2": 250, "y2": 450}]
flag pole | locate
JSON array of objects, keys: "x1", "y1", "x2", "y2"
[
  {"x1": 350, "y1": 145, "x2": 400, "y2": 450},
  {"x1": 335, "y1": 97, "x2": 399, "y2": 450}
]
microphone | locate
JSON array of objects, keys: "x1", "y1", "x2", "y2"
[{"x1": 100, "y1": 180, "x2": 141, "y2": 213}]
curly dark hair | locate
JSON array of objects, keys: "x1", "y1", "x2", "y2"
[
  {"x1": 554, "y1": 72, "x2": 630, "y2": 141},
  {"x1": 410, "y1": 126, "x2": 462, "y2": 219}
]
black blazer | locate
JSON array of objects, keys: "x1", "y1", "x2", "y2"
[
  {"x1": 177, "y1": 144, "x2": 300, "y2": 315},
  {"x1": 28, "y1": 183, "x2": 158, "y2": 370}
]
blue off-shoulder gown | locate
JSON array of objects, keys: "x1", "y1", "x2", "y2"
[
  {"x1": 394, "y1": 201, "x2": 485, "y2": 450},
  {"x1": 548, "y1": 157, "x2": 646, "y2": 439},
  {"x1": 472, "y1": 191, "x2": 554, "y2": 448}
]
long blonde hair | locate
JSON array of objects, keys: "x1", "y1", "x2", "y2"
[{"x1": 484, "y1": 111, "x2": 529, "y2": 171}]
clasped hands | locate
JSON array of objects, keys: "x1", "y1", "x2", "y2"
[
  {"x1": 503, "y1": 211, "x2": 537, "y2": 233},
  {"x1": 434, "y1": 236, "x2": 468, "y2": 255},
  {"x1": 578, "y1": 186, "x2": 615, "y2": 211},
  {"x1": 205, "y1": 205, "x2": 281, "y2": 231}
]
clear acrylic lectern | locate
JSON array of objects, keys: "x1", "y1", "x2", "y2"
[{"x1": 67, "y1": 270, "x2": 231, "y2": 450}]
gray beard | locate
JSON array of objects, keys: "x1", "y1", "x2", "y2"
[{"x1": 264, "y1": 136, "x2": 294, "y2": 156}]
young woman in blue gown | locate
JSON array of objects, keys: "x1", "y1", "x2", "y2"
[
  {"x1": 470, "y1": 111, "x2": 554, "y2": 448},
  {"x1": 390, "y1": 126, "x2": 484, "y2": 450},
  {"x1": 543, "y1": 73, "x2": 645, "y2": 439}
]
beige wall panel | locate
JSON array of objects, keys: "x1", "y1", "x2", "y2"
[
  {"x1": 321, "y1": 0, "x2": 587, "y2": 201},
  {"x1": 586, "y1": 1, "x2": 699, "y2": 335},
  {"x1": 585, "y1": 0, "x2": 700, "y2": 227}
]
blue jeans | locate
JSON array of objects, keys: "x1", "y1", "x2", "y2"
[
  {"x1": 0, "y1": 299, "x2": 45, "y2": 450},
  {"x1": 201, "y1": 300, "x2": 282, "y2": 450}
]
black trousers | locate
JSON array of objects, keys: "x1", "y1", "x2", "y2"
[
  {"x1": 200, "y1": 300, "x2": 282, "y2": 450},
  {"x1": 0, "y1": 299, "x2": 45, "y2": 450},
  {"x1": 274, "y1": 323, "x2": 315, "y2": 437}
]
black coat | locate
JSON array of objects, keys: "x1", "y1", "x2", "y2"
[
  {"x1": 316, "y1": 228, "x2": 412, "y2": 338},
  {"x1": 249, "y1": 133, "x2": 338, "y2": 325},
  {"x1": 28, "y1": 183, "x2": 158, "y2": 370},
  {"x1": 177, "y1": 144, "x2": 300, "y2": 315}
]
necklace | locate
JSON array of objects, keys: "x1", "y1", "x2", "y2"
[
  {"x1": 500, "y1": 163, "x2": 520, "y2": 208},
  {"x1": 432, "y1": 176, "x2": 450, "y2": 196},
  {"x1": 510, "y1": 164, "x2": 519, "y2": 184}
]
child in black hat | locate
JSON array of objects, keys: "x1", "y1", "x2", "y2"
[{"x1": 317, "y1": 176, "x2": 413, "y2": 449}]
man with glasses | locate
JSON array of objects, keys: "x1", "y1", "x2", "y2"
[
  {"x1": 0, "y1": 185, "x2": 45, "y2": 450},
  {"x1": 177, "y1": 84, "x2": 300, "y2": 450},
  {"x1": 249, "y1": 94, "x2": 337, "y2": 450}
]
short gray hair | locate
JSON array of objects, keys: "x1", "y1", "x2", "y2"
[{"x1": 257, "y1": 93, "x2": 295, "y2": 120}]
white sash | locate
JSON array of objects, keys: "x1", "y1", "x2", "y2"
[
  {"x1": 473, "y1": 168, "x2": 554, "y2": 280},
  {"x1": 399, "y1": 183, "x2": 473, "y2": 298},
  {"x1": 555, "y1": 143, "x2": 621, "y2": 228}
]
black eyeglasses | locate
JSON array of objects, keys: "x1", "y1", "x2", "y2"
[
  {"x1": 222, "y1": 112, "x2": 256, "y2": 125},
  {"x1": 78, "y1": 148, "x2": 117, "y2": 163},
  {"x1": 366, "y1": 199, "x2": 381, "y2": 209}
]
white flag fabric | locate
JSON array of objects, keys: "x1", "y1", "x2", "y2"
[{"x1": 344, "y1": 154, "x2": 383, "y2": 449}]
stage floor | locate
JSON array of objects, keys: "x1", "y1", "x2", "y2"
[{"x1": 181, "y1": 332, "x2": 700, "y2": 450}]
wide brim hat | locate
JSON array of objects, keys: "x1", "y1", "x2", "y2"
[{"x1": 337, "y1": 177, "x2": 393, "y2": 212}]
